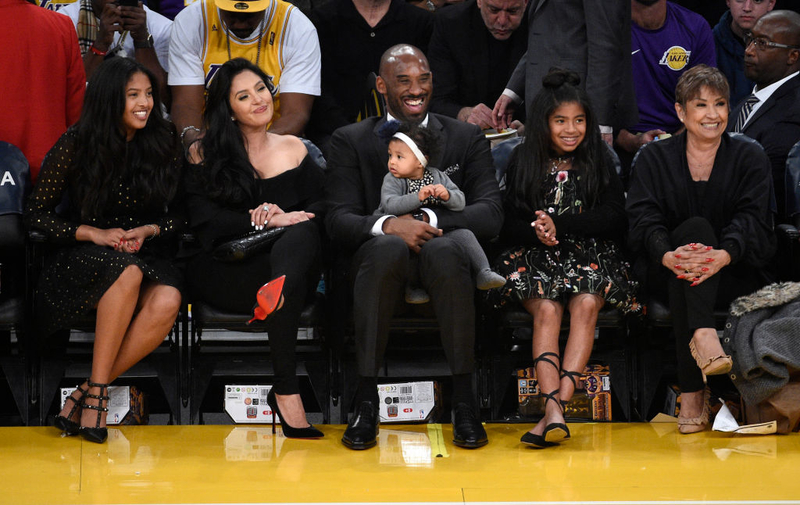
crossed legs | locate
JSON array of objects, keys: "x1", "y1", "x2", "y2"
[{"x1": 59, "y1": 265, "x2": 181, "y2": 429}]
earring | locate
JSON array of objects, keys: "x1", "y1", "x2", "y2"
[{"x1": 231, "y1": 116, "x2": 235, "y2": 122}]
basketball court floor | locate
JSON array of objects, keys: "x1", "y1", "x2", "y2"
[{"x1": 1, "y1": 422, "x2": 798, "y2": 505}]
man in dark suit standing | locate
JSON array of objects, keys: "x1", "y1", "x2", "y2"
[
  {"x1": 428, "y1": 0, "x2": 528, "y2": 129},
  {"x1": 729, "y1": 10, "x2": 800, "y2": 223},
  {"x1": 325, "y1": 44, "x2": 502, "y2": 451},
  {"x1": 492, "y1": 0, "x2": 636, "y2": 145}
]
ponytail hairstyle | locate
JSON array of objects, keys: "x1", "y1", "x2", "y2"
[
  {"x1": 505, "y1": 67, "x2": 611, "y2": 215},
  {"x1": 71, "y1": 57, "x2": 179, "y2": 220}
]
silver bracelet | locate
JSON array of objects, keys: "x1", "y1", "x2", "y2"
[
  {"x1": 180, "y1": 125, "x2": 201, "y2": 144},
  {"x1": 145, "y1": 224, "x2": 158, "y2": 240}
]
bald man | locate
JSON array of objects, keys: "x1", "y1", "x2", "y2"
[
  {"x1": 729, "y1": 10, "x2": 800, "y2": 223},
  {"x1": 325, "y1": 44, "x2": 502, "y2": 451}
]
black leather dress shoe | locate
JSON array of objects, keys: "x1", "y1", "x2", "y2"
[
  {"x1": 342, "y1": 401, "x2": 379, "y2": 450},
  {"x1": 452, "y1": 402, "x2": 488, "y2": 448}
]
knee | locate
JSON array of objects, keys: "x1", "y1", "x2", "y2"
[
  {"x1": 118, "y1": 264, "x2": 144, "y2": 289},
  {"x1": 672, "y1": 216, "x2": 717, "y2": 247},
  {"x1": 532, "y1": 300, "x2": 563, "y2": 323},
  {"x1": 419, "y1": 237, "x2": 468, "y2": 271},
  {"x1": 363, "y1": 235, "x2": 409, "y2": 271},
  {"x1": 570, "y1": 294, "x2": 602, "y2": 319},
  {"x1": 149, "y1": 286, "x2": 182, "y2": 319}
]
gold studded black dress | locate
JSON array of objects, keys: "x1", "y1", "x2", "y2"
[{"x1": 25, "y1": 130, "x2": 183, "y2": 336}]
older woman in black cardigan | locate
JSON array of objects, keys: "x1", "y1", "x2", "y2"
[{"x1": 627, "y1": 65, "x2": 776, "y2": 434}]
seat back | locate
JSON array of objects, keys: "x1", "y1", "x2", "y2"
[
  {"x1": 784, "y1": 140, "x2": 800, "y2": 223},
  {"x1": 355, "y1": 72, "x2": 386, "y2": 122}
]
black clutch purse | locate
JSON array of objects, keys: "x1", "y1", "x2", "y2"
[{"x1": 212, "y1": 226, "x2": 287, "y2": 262}]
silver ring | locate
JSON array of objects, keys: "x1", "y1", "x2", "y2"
[{"x1": 263, "y1": 205, "x2": 269, "y2": 212}]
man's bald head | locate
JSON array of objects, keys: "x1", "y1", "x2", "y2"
[
  {"x1": 745, "y1": 10, "x2": 800, "y2": 87},
  {"x1": 379, "y1": 44, "x2": 428, "y2": 79},
  {"x1": 376, "y1": 45, "x2": 432, "y2": 124}
]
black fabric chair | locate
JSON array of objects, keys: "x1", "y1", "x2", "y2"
[
  {"x1": 777, "y1": 140, "x2": 800, "y2": 281},
  {"x1": 0, "y1": 142, "x2": 32, "y2": 424}
]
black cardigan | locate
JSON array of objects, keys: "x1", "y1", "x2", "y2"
[{"x1": 626, "y1": 132, "x2": 776, "y2": 267}]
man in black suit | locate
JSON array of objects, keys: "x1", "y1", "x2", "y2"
[
  {"x1": 729, "y1": 10, "x2": 800, "y2": 222},
  {"x1": 492, "y1": 0, "x2": 636, "y2": 145},
  {"x1": 325, "y1": 44, "x2": 502, "y2": 450},
  {"x1": 428, "y1": 0, "x2": 528, "y2": 129}
]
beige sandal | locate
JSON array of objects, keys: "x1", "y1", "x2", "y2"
[
  {"x1": 689, "y1": 335, "x2": 732, "y2": 376},
  {"x1": 678, "y1": 388, "x2": 710, "y2": 435}
]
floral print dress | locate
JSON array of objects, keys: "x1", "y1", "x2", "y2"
[{"x1": 490, "y1": 170, "x2": 640, "y2": 313}]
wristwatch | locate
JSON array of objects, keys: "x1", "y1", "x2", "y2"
[
  {"x1": 412, "y1": 211, "x2": 426, "y2": 222},
  {"x1": 134, "y1": 33, "x2": 154, "y2": 49}
]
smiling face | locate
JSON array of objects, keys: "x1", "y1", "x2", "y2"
[
  {"x1": 727, "y1": 0, "x2": 775, "y2": 35},
  {"x1": 387, "y1": 139, "x2": 425, "y2": 179},
  {"x1": 229, "y1": 69, "x2": 274, "y2": 129},
  {"x1": 121, "y1": 71, "x2": 153, "y2": 140},
  {"x1": 376, "y1": 50, "x2": 432, "y2": 124},
  {"x1": 476, "y1": 0, "x2": 527, "y2": 40},
  {"x1": 675, "y1": 86, "x2": 729, "y2": 142},
  {"x1": 548, "y1": 101, "x2": 586, "y2": 156}
]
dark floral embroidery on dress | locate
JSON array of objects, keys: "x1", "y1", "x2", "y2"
[{"x1": 488, "y1": 170, "x2": 641, "y2": 314}]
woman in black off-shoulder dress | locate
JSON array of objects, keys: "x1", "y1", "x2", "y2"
[{"x1": 183, "y1": 58, "x2": 325, "y2": 438}]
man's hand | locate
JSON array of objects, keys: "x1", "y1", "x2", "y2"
[
  {"x1": 120, "y1": 2, "x2": 148, "y2": 43},
  {"x1": 492, "y1": 94, "x2": 516, "y2": 130},
  {"x1": 457, "y1": 103, "x2": 495, "y2": 129},
  {"x1": 96, "y1": 2, "x2": 124, "y2": 51},
  {"x1": 615, "y1": 128, "x2": 666, "y2": 153},
  {"x1": 382, "y1": 216, "x2": 442, "y2": 253}
]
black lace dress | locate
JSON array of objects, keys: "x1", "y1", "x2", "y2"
[
  {"x1": 490, "y1": 169, "x2": 640, "y2": 313},
  {"x1": 25, "y1": 130, "x2": 183, "y2": 336}
]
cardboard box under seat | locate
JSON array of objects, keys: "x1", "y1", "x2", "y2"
[
  {"x1": 517, "y1": 363, "x2": 612, "y2": 421},
  {"x1": 377, "y1": 381, "x2": 441, "y2": 423},
  {"x1": 224, "y1": 385, "x2": 277, "y2": 424}
]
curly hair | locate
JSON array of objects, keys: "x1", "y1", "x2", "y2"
[{"x1": 378, "y1": 120, "x2": 440, "y2": 164}]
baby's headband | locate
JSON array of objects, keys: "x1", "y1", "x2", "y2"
[{"x1": 392, "y1": 132, "x2": 428, "y2": 168}]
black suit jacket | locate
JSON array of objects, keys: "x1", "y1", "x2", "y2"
[
  {"x1": 729, "y1": 73, "x2": 800, "y2": 219},
  {"x1": 324, "y1": 114, "x2": 503, "y2": 252},
  {"x1": 428, "y1": 0, "x2": 527, "y2": 119},
  {"x1": 506, "y1": 0, "x2": 637, "y2": 128}
]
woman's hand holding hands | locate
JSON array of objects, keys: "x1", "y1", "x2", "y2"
[
  {"x1": 267, "y1": 211, "x2": 315, "y2": 228},
  {"x1": 532, "y1": 210, "x2": 558, "y2": 247},
  {"x1": 249, "y1": 203, "x2": 284, "y2": 230},
  {"x1": 662, "y1": 243, "x2": 731, "y2": 286}
]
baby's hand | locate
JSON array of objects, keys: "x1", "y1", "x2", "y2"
[
  {"x1": 418, "y1": 185, "x2": 436, "y2": 201},
  {"x1": 432, "y1": 184, "x2": 449, "y2": 201}
]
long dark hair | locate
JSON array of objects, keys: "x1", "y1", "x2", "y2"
[
  {"x1": 71, "y1": 57, "x2": 179, "y2": 220},
  {"x1": 505, "y1": 68, "x2": 611, "y2": 215},
  {"x1": 199, "y1": 58, "x2": 276, "y2": 205}
]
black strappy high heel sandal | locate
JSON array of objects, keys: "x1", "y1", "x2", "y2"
[
  {"x1": 520, "y1": 352, "x2": 570, "y2": 447},
  {"x1": 80, "y1": 381, "x2": 110, "y2": 444},
  {"x1": 54, "y1": 381, "x2": 88, "y2": 436}
]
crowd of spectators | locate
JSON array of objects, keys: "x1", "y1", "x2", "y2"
[{"x1": 1, "y1": 0, "x2": 800, "y2": 447}]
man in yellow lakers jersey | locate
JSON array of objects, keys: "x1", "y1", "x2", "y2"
[{"x1": 169, "y1": 0, "x2": 320, "y2": 143}]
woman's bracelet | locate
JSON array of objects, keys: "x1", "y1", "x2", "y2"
[
  {"x1": 90, "y1": 44, "x2": 108, "y2": 57},
  {"x1": 145, "y1": 224, "x2": 158, "y2": 240},
  {"x1": 180, "y1": 125, "x2": 201, "y2": 146}
]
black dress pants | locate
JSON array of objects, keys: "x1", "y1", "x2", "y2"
[
  {"x1": 188, "y1": 220, "x2": 321, "y2": 394},
  {"x1": 350, "y1": 234, "x2": 476, "y2": 377}
]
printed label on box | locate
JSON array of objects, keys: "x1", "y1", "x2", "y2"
[
  {"x1": 224, "y1": 385, "x2": 277, "y2": 424},
  {"x1": 378, "y1": 381, "x2": 436, "y2": 423},
  {"x1": 60, "y1": 386, "x2": 129, "y2": 425},
  {"x1": 517, "y1": 363, "x2": 612, "y2": 421}
]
